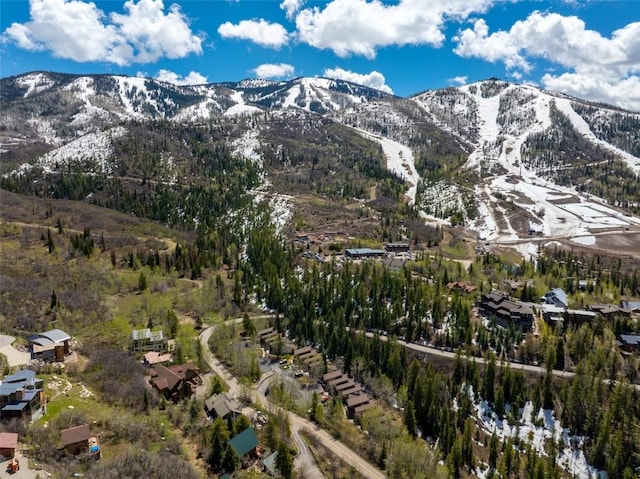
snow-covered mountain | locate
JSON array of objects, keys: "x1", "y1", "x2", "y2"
[{"x1": 1, "y1": 72, "x2": 639, "y2": 255}]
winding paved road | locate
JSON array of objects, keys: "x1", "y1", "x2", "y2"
[
  {"x1": 360, "y1": 331, "x2": 640, "y2": 392},
  {"x1": 199, "y1": 321, "x2": 386, "y2": 479}
]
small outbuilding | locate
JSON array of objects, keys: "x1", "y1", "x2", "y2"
[
  {"x1": 60, "y1": 424, "x2": 91, "y2": 455},
  {"x1": 0, "y1": 432, "x2": 18, "y2": 459}
]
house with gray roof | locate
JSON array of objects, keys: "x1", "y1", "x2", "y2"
[
  {"x1": 27, "y1": 328, "x2": 71, "y2": 362},
  {"x1": 130, "y1": 328, "x2": 167, "y2": 352},
  {"x1": 0, "y1": 370, "x2": 45, "y2": 423},
  {"x1": 619, "y1": 335, "x2": 640, "y2": 354},
  {"x1": 543, "y1": 288, "x2": 569, "y2": 308},
  {"x1": 204, "y1": 392, "x2": 241, "y2": 419},
  {"x1": 479, "y1": 292, "x2": 534, "y2": 331}
]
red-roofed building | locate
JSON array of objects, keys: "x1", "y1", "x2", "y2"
[{"x1": 150, "y1": 363, "x2": 200, "y2": 401}]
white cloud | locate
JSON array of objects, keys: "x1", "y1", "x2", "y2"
[
  {"x1": 218, "y1": 19, "x2": 289, "y2": 48},
  {"x1": 448, "y1": 75, "x2": 468, "y2": 85},
  {"x1": 110, "y1": 0, "x2": 204, "y2": 64},
  {"x1": 453, "y1": 12, "x2": 640, "y2": 110},
  {"x1": 155, "y1": 69, "x2": 208, "y2": 85},
  {"x1": 280, "y1": 0, "x2": 304, "y2": 20},
  {"x1": 253, "y1": 63, "x2": 295, "y2": 79},
  {"x1": 3, "y1": 0, "x2": 118, "y2": 62},
  {"x1": 323, "y1": 67, "x2": 393, "y2": 94},
  {"x1": 294, "y1": 0, "x2": 493, "y2": 58},
  {"x1": 542, "y1": 73, "x2": 640, "y2": 112},
  {"x1": 453, "y1": 18, "x2": 530, "y2": 71},
  {"x1": 2, "y1": 0, "x2": 203, "y2": 66}
]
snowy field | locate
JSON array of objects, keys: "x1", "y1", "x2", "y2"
[
  {"x1": 472, "y1": 174, "x2": 640, "y2": 258},
  {"x1": 9, "y1": 126, "x2": 127, "y2": 177},
  {"x1": 475, "y1": 398, "x2": 606, "y2": 479}
]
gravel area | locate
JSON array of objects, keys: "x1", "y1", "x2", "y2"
[{"x1": 0, "y1": 335, "x2": 31, "y2": 367}]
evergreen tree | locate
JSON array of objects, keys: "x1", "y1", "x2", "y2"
[
  {"x1": 404, "y1": 399, "x2": 417, "y2": 438},
  {"x1": 462, "y1": 417, "x2": 474, "y2": 469},
  {"x1": 50, "y1": 290, "x2": 59, "y2": 311},
  {"x1": 378, "y1": 440, "x2": 387, "y2": 469},
  {"x1": 489, "y1": 433, "x2": 499, "y2": 470},
  {"x1": 276, "y1": 442, "x2": 293, "y2": 479},
  {"x1": 208, "y1": 418, "x2": 230, "y2": 472},
  {"x1": 45, "y1": 228, "x2": 55, "y2": 253},
  {"x1": 222, "y1": 445, "x2": 240, "y2": 473},
  {"x1": 484, "y1": 354, "x2": 496, "y2": 403},
  {"x1": 166, "y1": 309, "x2": 179, "y2": 338},
  {"x1": 138, "y1": 271, "x2": 147, "y2": 291}
]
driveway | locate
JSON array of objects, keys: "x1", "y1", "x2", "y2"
[
  {"x1": 0, "y1": 336, "x2": 30, "y2": 367},
  {"x1": 1, "y1": 454, "x2": 49, "y2": 479}
]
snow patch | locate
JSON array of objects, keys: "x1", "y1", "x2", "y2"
[
  {"x1": 475, "y1": 400, "x2": 605, "y2": 479},
  {"x1": 231, "y1": 130, "x2": 263, "y2": 168},
  {"x1": 224, "y1": 91, "x2": 262, "y2": 116},
  {"x1": 10, "y1": 126, "x2": 127, "y2": 176},
  {"x1": 570, "y1": 235, "x2": 596, "y2": 246},
  {"x1": 555, "y1": 98, "x2": 640, "y2": 174},
  {"x1": 252, "y1": 191, "x2": 293, "y2": 235},
  {"x1": 354, "y1": 128, "x2": 419, "y2": 205},
  {"x1": 16, "y1": 72, "x2": 57, "y2": 97},
  {"x1": 63, "y1": 76, "x2": 113, "y2": 130}
]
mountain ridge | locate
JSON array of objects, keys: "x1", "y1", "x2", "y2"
[{"x1": 1, "y1": 71, "x2": 639, "y2": 259}]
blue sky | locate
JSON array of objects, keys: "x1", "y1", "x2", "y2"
[{"x1": 1, "y1": 0, "x2": 639, "y2": 110}]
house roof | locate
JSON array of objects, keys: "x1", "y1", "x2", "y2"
[
  {"x1": 229, "y1": 427, "x2": 258, "y2": 457},
  {"x1": 205, "y1": 393, "x2": 241, "y2": 418},
  {"x1": 258, "y1": 327, "x2": 274, "y2": 338},
  {"x1": 339, "y1": 385, "x2": 363, "y2": 397},
  {"x1": 0, "y1": 372, "x2": 41, "y2": 397},
  {"x1": 620, "y1": 335, "x2": 640, "y2": 346},
  {"x1": 2, "y1": 403, "x2": 28, "y2": 412},
  {"x1": 334, "y1": 380, "x2": 356, "y2": 392},
  {"x1": 28, "y1": 329, "x2": 71, "y2": 347},
  {"x1": 167, "y1": 363, "x2": 198, "y2": 376},
  {"x1": 323, "y1": 370, "x2": 343, "y2": 382},
  {"x1": 621, "y1": 300, "x2": 640, "y2": 311},
  {"x1": 0, "y1": 432, "x2": 18, "y2": 449},
  {"x1": 60, "y1": 424, "x2": 91, "y2": 447},
  {"x1": 546, "y1": 288, "x2": 569, "y2": 306},
  {"x1": 354, "y1": 402, "x2": 375, "y2": 414},
  {"x1": 132, "y1": 328, "x2": 151, "y2": 341},
  {"x1": 2, "y1": 369, "x2": 36, "y2": 384},
  {"x1": 294, "y1": 346, "x2": 313, "y2": 356},
  {"x1": 150, "y1": 364, "x2": 183, "y2": 392},
  {"x1": 541, "y1": 304, "x2": 566, "y2": 314},
  {"x1": 262, "y1": 451, "x2": 278, "y2": 474},
  {"x1": 144, "y1": 351, "x2": 173, "y2": 365},
  {"x1": 328, "y1": 376, "x2": 350, "y2": 387},
  {"x1": 589, "y1": 303, "x2": 620, "y2": 314},
  {"x1": 345, "y1": 248, "x2": 385, "y2": 256},
  {"x1": 132, "y1": 329, "x2": 165, "y2": 341},
  {"x1": 346, "y1": 394, "x2": 371, "y2": 408},
  {"x1": 447, "y1": 281, "x2": 477, "y2": 293}
]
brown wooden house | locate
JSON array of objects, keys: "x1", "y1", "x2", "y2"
[
  {"x1": 60, "y1": 424, "x2": 91, "y2": 455},
  {"x1": 150, "y1": 363, "x2": 200, "y2": 401}
]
